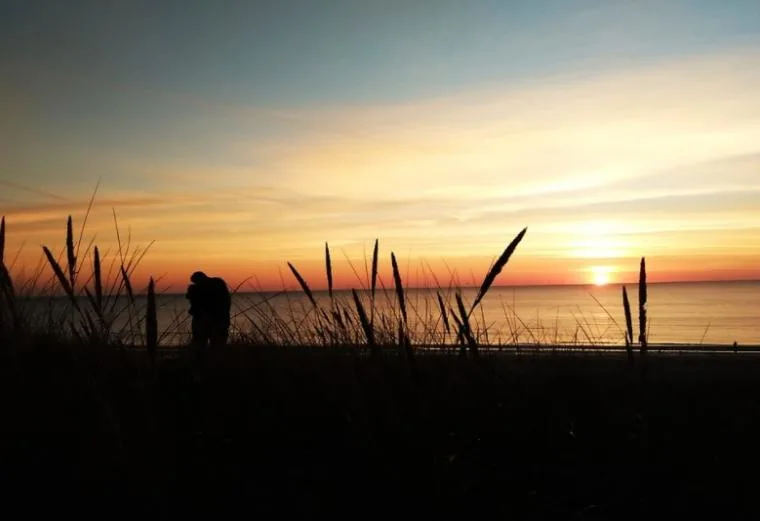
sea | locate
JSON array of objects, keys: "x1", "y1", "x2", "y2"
[{"x1": 24, "y1": 280, "x2": 757, "y2": 347}]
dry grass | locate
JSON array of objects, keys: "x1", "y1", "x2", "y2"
[
  {"x1": 1, "y1": 207, "x2": 667, "y2": 355},
  {"x1": 4, "y1": 207, "x2": 760, "y2": 518},
  {"x1": 1, "y1": 207, "x2": 168, "y2": 347},
  {"x1": 274, "y1": 228, "x2": 542, "y2": 355}
]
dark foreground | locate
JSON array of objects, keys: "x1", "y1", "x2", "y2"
[{"x1": 3, "y1": 344, "x2": 760, "y2": 519}]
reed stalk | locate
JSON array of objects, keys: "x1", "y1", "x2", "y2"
[
  {"x1": 469, "y1": 227, "x2": 527, "y2": 317},
  {"x1": 638, "y1": 257, "x2": 648, "y2": 359},
  {"x1": 391, "y1": 252, "x2": 407, "y2": 326},
  {"x1": 437, "y1": 291, "x2": 451, "y2": 339},
  {"x1": 0, "y1": 216, "x2": 5, "y2": 266},
  {"x1": 66, "y1": 216, "x2": 76, "y2": 289},
  {"x1": 146, "y1": 277, "x2": 157, "y2": 365},
  {"x1": 456, "y1": 292, "x2": 478, "y2": 356},
  {"x1": 287, "y1": 262, "x2": 318, "y2": 309},
  {"x1": 370, "y1": 239, "x2": 378, "y2": 324},
  {"x1": 325, "y1": 242, "x2": 333, "y2": 301},
  {"x1": 352, "y1": 289, "x2": 374, "y2": 348},
  {"x1": 622, "y1": 286, "x2": 634, "y2": 368}
]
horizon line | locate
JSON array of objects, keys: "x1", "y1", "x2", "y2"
[{"x1": 154, "y1": 277, "x2": 760, "y2": 296}]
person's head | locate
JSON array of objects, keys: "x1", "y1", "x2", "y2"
[{"x1": 191, "y1": 271, "x2": 209, "y2": 284}]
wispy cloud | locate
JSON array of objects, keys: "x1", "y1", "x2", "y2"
[
  {"x1": 245, "y1": 46, "x2": 760, "y2": 196},
  {"x1": 0, "y1": 179, "x2": 73, "y2": 202}
]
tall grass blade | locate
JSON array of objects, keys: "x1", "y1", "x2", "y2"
[
  {"x1": 449, "y1": 308, "x2": 465, "y2": 346},
  {"x1": 371, "y1": 239, "x2": 379, "y2": 300},
  {"x1": 622, "y1": 286, "x2": 634, "y2": 367},
  {"x1": 319, "y1": 307, "x2": 333, "y2": 328},
  {"x1": 66, "y1": 216, "x2": 76, "y2": 289},
  {"x1": 93, "y1": 246, "x2": 103, "y2": 311},
  {"x1": 83, "y1": 286, "x2": 97, "y2": 313},
  {"x1": 469, "y1": 227, "x2": 527, "y2": 316},
  {"x1": 0, "y1": 260, "x2": 16, "y2": 334},
  {"x1": 699, "y1": 323, "x2": 711, "y2": 345},
  {"x1": 80, "y1": 307, "x2": 97, "y2": 338},
  {"x1": 43, "y1": 246, "x2": 77, "y2": 307},
  {"x1": 113, "y1": 208, "x2": 124, "y2": 264},
  {"x1": 0, "y1": 266, "x2": 16, "y2": 338},
  {"x1": 456, "y1": 292, "x2": 478, "y2": 355},
  {"x1": 146, "y1": 277, "x2": 157, "y2": 365},
  {"x1": 342, "y1": 307, "x2": 354, "y2": 328},
  {"x1": 121, "y1": 266, "x2": 135, "y2": 304},
  {"x1": 325, "y1": 242, "x2": 333, "y2": 300},
  {"x1": 370, "y1": 239, "x2": 379, "y2": 326},
  {"x1": 0, "y1": 217, "x2": 10, "y2": 332},
  {"x1": 0, "y1": 216, "x2": 5, "y2": 266},
  {"x1": 638, "y1": 257, "x2": 648, "y2": 356},
  {"x1": 437, "y1": 291, "x2": 451, "y2": 334},
  {"x1": 0, "y1": 264, "x2": 14, "y2": 299},
  {"x1": 622, "y1": 286, "x2": 634, "y2": 346},
  {"x1": 332, "y1": 309, "x2": 345, "y2": 330},
  {"x1": 391, "y1": 252, "x2": 407, "y2": 325},
  {"x1": 352, "y1": 289, "x2": 374, "y2": 346},
  {"x1": 75, "y1": 178, "x2": 100, "y2": 261},
  {"x1": 287, "y1": 262, "x2": 317, "y2": 308},
  {"x1": 398, "y1": 322, "x2": 412, "y2": 359}
]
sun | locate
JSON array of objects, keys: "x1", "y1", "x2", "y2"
[
  {"x1": 590, "y1": 266, "x2": 613, "y2": 286},
  {"x1": 593, "y1": 270, "x2": 610, "y2": 286}
]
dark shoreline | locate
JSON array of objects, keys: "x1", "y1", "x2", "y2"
[
  {"x1": 145, "y1": 342, "x2": 760, "y2": 354},
  {"x1": 4, "y1": 345, "x2": 760, "y2": 517}
]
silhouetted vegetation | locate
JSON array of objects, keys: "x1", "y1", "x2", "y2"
[{"x1": 2, "y1": 214, "x2": 760, "y2": 517}]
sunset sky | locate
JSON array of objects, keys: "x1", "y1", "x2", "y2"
[{"x1": 2, "y1": 0, "x2": 760, "y2": 291}]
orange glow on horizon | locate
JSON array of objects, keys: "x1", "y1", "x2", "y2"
[
  {"x1": 591, "y1": 266, "x2": 613, "y2": 286},
  {"x1": 6, "y1": 242, "x2": 760, "y2": 295}
]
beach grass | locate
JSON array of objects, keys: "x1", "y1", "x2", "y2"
[{"x1": 2, "y1": 212, "x2": 760, "y2": 517}]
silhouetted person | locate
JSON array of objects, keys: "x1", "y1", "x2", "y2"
[{"x1": 186, "y1": 271, "x2": 231, "y2": 348}]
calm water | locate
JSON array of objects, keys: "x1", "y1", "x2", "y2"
[{"x1": 20, "y1": 281, "x2": 760, "y2": 346}]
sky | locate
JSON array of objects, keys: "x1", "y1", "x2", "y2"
[{"x1": 1, "y1": 0, "x2": 760, "y2": 292}]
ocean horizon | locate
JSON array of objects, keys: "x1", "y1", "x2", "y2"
[
  {"x1": 18, "y1": 280, "x2": 760, "y2": 347},
  {"x1": 155, "y1": 278, "x2": 760, "y2": 296}
]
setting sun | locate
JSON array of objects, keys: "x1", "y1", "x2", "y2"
[{"x1": 590, "y1": 266, "x2": 613, "y2": 286}]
